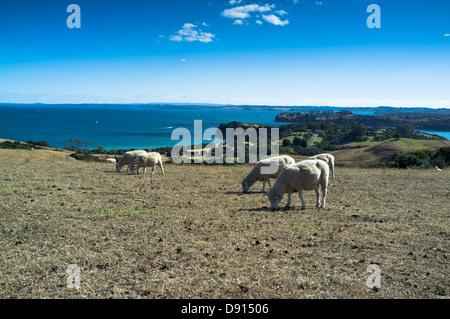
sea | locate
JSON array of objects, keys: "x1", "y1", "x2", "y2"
[
  {"x1": 0, "y1": 104, "x2": 287, "y2": 150},
  {"x1": 0, "y1": 104, "x2": 448, "y2": 150},
  {"x1": 419, "y1": 130, "x2": 450, "y2": 140}
]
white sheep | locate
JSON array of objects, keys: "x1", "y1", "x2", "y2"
[
  {"x1": 308, "y1": 153, "x2": 335, "y2": 179},
  {"x1": 129, "y1": 152, "x2": 165, "y2": 180},
  {"x1": 106, "y1": 158, "x2": 116, "y2": 163},
  {"x1": 116, "y1": 150, "x2": 147, "y2": 173},
  {"x1": 242, "y1": 155, "x2": 296, "y2": 193},
  {"x1": 266, "y1": 159, "x2": 329, "y2": 210},
  {"x1": 435, "y1": 166, "x2": 442, "y2": 171}
]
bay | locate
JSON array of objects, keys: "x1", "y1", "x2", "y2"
[{"x1": 0, "y1": 104, "x2": 284, "y2": 150}]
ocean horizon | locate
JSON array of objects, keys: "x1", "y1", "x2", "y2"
[
  {"x1": 1, "y1": 104, "x2": 448, "y2": 151},
  {"x1": 0, "y1": 104, "x2": 287, "y2": 150}
]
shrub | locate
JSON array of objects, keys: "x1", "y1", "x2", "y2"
[
  {"x1": 282, "y1": 139, "x2": 292, "y2": 147},
  {"x1": 396, "y1": 154, "x2": 431, "y2": 169},
  {"x1": 0, "y1": 141, "x2": 32, "y2": 150},
  {"x1": 35, "y1": 141, "x2": 50, "y2": 147},
  {"x1": 70, "y1": 152, "x2": 101, "y2": 162},
  {"x1": 293, "y1": 137, "x2": 307, "y2": 148}
]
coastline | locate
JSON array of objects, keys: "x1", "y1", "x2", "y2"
[{"x1": 1, "y1": 104, "x2": 449, "y2": 151}]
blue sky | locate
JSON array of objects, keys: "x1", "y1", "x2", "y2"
[{"x1": 0, "y1": 0, "x2": 449, "y2": 107}]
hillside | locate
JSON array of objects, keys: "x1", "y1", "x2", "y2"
[
  {"x1": 0, "y1": 147, "x2": 449, "y2": 298},
  {"x1": 275, "y1": 111, "x2": 450, "y2": 131},
  {"x1": 332, "y1": 138, "x2": 450, "y2": 167}
]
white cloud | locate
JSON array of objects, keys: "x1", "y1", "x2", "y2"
[
  {"x1": 293, "y1": 0, "x2": 323, "y2": 5},
  {"x1": 222, "y1": 3, "x2": 290, "y2": 26},
  {"x1": 222, "y1": 4, "x2": 275, "y2": 20},
  {"x1": 444, "y1": 34, "x2": 450, "y2": 37},
  {"x1": 170, "y1": 23, "x2": 215, "y2": 43},
  {"x1": 276, "y1": 10, "x2": 287, "y2": 16},
  {"x1": 229, "y1": 0, "x2": 243, "y2": 4},
  {"x1": 262, "y1": 14, "x2": 289, "y2": 26}
]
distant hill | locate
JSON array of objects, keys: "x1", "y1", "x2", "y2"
[
  {"x1": 275, "y1": 111, "x2": 450, "y2": 131},
  {"x1": 331, "y1": 138, "x2": 450, "y2": 167}
]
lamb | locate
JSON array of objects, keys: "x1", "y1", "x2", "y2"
[
  {"x1": 106, "y1": 158, "x2": 116, "y2": 163},
  {"x1": 266, "y1": 159, "x2": 329, "y2": 210},
  {"x1": 308, "y1": 153, "x2": 335, "y2": 179},
  {"x1": 116, "y1": 150, "x2": 147, "y2": 173},
  {"x1": 242, "y1": 155, "x2": 296, "y2": 193},
  {"x1": 129, "y1": 152, "x2": 165, "y2": 180}
]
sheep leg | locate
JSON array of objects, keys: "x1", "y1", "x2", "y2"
[
  {"x1": 321, "y1": 186, "x2": 327, "y2": 208},
  {"x1": 267, "y1": 179, "x2": 272, "y2": 190},
  {"x1": 285, "y1": 192, "x2": 291, "y2": 208},
  {"x1": 149, "y1": 166, "x2": 155, "y2": 183},
  {"x1": 299, "y1": 191, "x2": 306, "y2": 210},
  {"x1": 261, "y1": 180, "x2": 267, "y2": 193},
  {"x1": 315, "y1": 188, "x2": 320, "y2": 208},
  {"x1": 159, "y1": 161, "x2": 165, "y2": 175}
]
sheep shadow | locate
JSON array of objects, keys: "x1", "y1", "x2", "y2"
[
  {"x1": 237, "y1": 206, "x2": 294, "y2": 213},
  {"x1": 237, "y1": 207, "x2": 271, "y2": 213},
  {"x1": 238, "y1": 206, "x2": 327, "y2": 213},
  {"x1": 225, "y1": 191, "x2": 265, "y2": 195}
]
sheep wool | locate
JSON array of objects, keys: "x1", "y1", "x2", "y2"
[
  {"x1": 308, "y1": 153, "x2": 335, "y2": 179},
  {"x1": 129, "y1": 152, "x2": 165, "y2": 179},
  {"x1": 267, "y1": 159, "x2": 329, "y2": 210},
  {"x1": 116, "y1": 150, "x2": 147, "y2": 173},
  {"x1": 242, "y1": 155, "x2": 296, "y2": 193}
]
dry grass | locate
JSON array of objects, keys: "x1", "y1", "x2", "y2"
[
  {"x1": 333, "y1": 138, "x2": 450, "y2": 167},
  {"x1": 0, "y1": 149, "x2": 448, "y2": 299},
  {"x1": 0, "y1": 148, "x2": 72, "y2": 162}
]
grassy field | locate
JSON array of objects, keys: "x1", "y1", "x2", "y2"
[
  {"x1": 333, "y1": 138, "x2": 450, "y2": 167},
  {"x1": 0, "y1": 148, "x2": 448, "y2": 299}
]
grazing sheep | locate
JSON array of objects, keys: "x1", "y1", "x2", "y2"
[
  {"x1": 266, "y1": 159, "x2": 329, "y2": 210},
  {"x1": 242, "y1": 155, "x2": 296, "y2": 193},
  {"x1": 308, "y1": 153, "x2": 335, "y2": 179},
  {"x1": 116, "y1": 150, "x2": 147, "y2": 173},
  {"x1": 106, "y1": 158, "x2": 116, "y2": 164},
  {"x1": 435, "y1": 166, "x2": 442, "y2": 171},
  {"x1": 129, "y1": 152, "x2": 165, "y2": 180}
]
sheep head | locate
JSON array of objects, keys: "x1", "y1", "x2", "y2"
[
  {"x1": 266, "y1": 190, "x2": 283, "y2": 210},
  {"x1": 242, "y1": 179, "x2": 250, "y2": 193}
]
